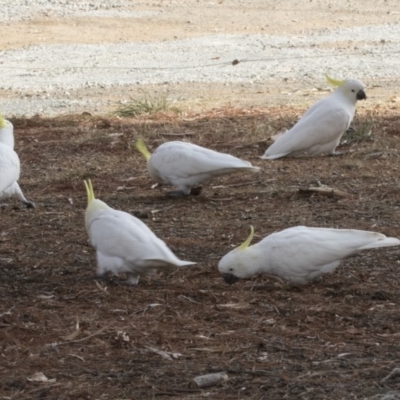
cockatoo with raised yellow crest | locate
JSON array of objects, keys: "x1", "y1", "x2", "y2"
[
  {"x1": 261, "y1": 74, "x2": 367, "y2": 159},
  {"x1": 83, "y1": 179, "x2": 196, "y2": 285},
  {"x1": 219, "y1": 226, "x2": 400, "y2": 285},
  {"x1": 0, "y1": 114, "x2": 35, "y2": 208},
  {"x1": 136, "y1": 139, "x2": 260, "y2": 196}
]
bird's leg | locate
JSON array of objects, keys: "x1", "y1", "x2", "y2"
[
  {"x1": 127, "y1": 273, "x2": 140, "y2": 285},
  {"x1": 85, "y1": 273, "x2": 110, "y2": 282},
  {"x1": 166, "y1": 190, "x2": 190, "y2": 198},
  {"x1": 88, "y1": 273, "x2": 132, "y2": 287},
  {"x1": 190, "y1": 186, "x2": 202, "y2": 196},
  {"x1": 166, "y1": 187, "x2": 202, "y2": 197},
  {"x1": 23, "y1": 200, "x2": 36, "y2": 209}
]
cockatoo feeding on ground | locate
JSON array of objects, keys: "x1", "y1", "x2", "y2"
[
  {"x1": 261, "y1": 74, "x2": 367, "y2": 159},
  {"x1": 0, "y1": 115, "x2": 35, "y2": 208},
  {"x1": 84, "y1": 179, "x2": 196, "y2": 285},
  {"x1": 136, "y1": 139, "x2": 260, "y2": 197},
  {"x1": 219, "y1": 226, "x2": 400, "y2": 285}
]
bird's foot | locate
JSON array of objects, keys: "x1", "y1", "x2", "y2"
[
  {"x1": 166, "y1": 190, "x2": 190, "y2": 198},
  {"x1": 86, "y1": 274, "x2": 110, "y2": 282},
  {"x1": 190, "y1": 186, "x2": 202, "y2": 196},
  {"x1": 329, "y1": 150, "x2": 348, "y2": 157},
  {"x1": 151, "y1": 182, "x2": 163, "y2": 189},
  {"x1": 90, "y1": 274, "x2": 135, "y2": 287},
  {"x1": 127, "y1": 274, "x2": 140, "y2": 285},
  {"x1": 23, "y1": 200, "x2": 36, "y2": 209}
]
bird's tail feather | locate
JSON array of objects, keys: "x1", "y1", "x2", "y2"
[
  {"x1": 144, "y1": 258, "x2": 196, "y2": 268},
  {"x1": 359, "y1": 236, "x2": 400, "y2": 250},
  {"x1": 260, "y1": 153, "x2": 286, "y2": 160}
]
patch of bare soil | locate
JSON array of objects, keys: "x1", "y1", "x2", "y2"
[{"x1": 1, "y1": 107, "x2": 400, "y2": 399}]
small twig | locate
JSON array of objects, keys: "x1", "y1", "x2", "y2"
[
  {"x1": 225, "y1": 369, "x2": 273, "y2": 376},
  {"x1": 155, "y1": 388, "x2": 201, "y2": 396},
  {"x1": 212, "y1": 180, "x2": 260, "y2": 189},
  {"x1": 178, "y1": 295, "x2": 202, "y2": 305},
  {"x1": 0, "y1": 306, "x2": 15, "y2": 317},
  {"x1": 381, "y1": 367, "x2": 400, "y2": 383},
  {"x1": 145, "y1": 346, "x2": 182, "y2": 360},
  {"x1": 299, "y1": 184, "x2": 352, "y2": 198},
  {"x1": 47, "y1": 324, "x2": 112, "y2": 347}
]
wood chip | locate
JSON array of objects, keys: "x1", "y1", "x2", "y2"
[
  {"x1": 299, "y1": 184, "x2": 352, "y2": 198},
  {"x1": 145, "y1": 346, "x2": 183, "y2": 361},
  {"x1": 191, "y1": 372, "x2": 229, "y2": 388}
]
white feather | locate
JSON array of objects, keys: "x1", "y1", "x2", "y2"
[
  {"x1": 261, "y1": 79, "x2": 366, "y2": 159},
  {"x1": 0, "y1": 120, "x2": 14, "y2": 149},
  {"x1": 0, "y1": 144, "x2": 20, "y2": 195},
  {"x1": 0, "y1": 119, "x2": 34, "y2": 207},
  {"x1": 147, "y1": 141, "x2": 260, "y2": 194},
  {"x1": 218, "y1": 226, "x2": 400, "y2": 285},
  {"x1": 85, "y1": 199, "x2": 196, "y2": 284}
]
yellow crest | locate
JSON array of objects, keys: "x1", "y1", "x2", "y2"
[
  {"x1": 135, "y1": 138, "x2": 151, "y2": 161},
  {"x1": 325, "y1": 73, "x2": 345, "y2": 87},
  {"x1": 238, "y1": 226, "x2": 254, "y2": 250},
  {"x1": 84, "y1": 179, "x2": 95, "y2": 204},
  {"x1": 0, "y1": 114, "x2": 6, "y2": 128}
]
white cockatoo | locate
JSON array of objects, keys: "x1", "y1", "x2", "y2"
[
  {"x1": 0, "y1": 115, "x2": 35, "y2": 208},
  {"x1": 84, "y1": 179, "x2": 196, "y2": 285},
  {"x1": 219, "y1": 226, "x2": 400, "y2": 285},
  {"x1": 261, "y1": 75, "x2": 367, "y2": 159},
  {"x1": 136, "y1": 139, "x2": 260, "y2": 196}
]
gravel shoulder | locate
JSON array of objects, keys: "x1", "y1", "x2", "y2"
[{"x1": 1, "y1": 0, "x2": 400, "y2": 116}]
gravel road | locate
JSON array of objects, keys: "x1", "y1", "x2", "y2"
[{"x1": 1, "y1": 1, "x2": 400, "y2": 116}]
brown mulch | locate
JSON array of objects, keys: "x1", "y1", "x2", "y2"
[{"x1": 1, "y1": 107, "x2": 400, "y2": 399}]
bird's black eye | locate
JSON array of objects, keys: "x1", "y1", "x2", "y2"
[
  {"x1": 229, "y1": 268, "x2": 233, "y2": 271},
  {"x1": 351, "y1": 89, "x2": 355, "y2": 92}
]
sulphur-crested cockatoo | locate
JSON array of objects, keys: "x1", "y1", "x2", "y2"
[
  {"x1": 84, "y1": 179, "x2": 196, "y2": 284},
  {"x1": 0, "y1": 115, "x2": 35, "y2": 208},
  {"x1": 261, "y1": 74, "x2": 367, "y2": 159},
  {"x1": 136, "y1": 139, "x2": 260, "y2": 196},
  {"x1": 219, "y1": 226, "x2": 400, "y2": 285}
]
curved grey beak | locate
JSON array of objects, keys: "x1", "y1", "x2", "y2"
[
  {"x1": 223, "y1": 273, "x2": 239, "y2": 285},
  {"x1": 357, "y1": 89, "x2": 367, "y2": 100}
]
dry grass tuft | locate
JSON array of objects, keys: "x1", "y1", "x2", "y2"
[{"x1": 114, "y1": 89, "x2": 181, "y2": 117}]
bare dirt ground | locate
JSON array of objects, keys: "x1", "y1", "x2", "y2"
[
  {"x1": 1, "y1": 107, "x2": 400, "y2": 399},
  {"x1": 1, "y1": 1, "x2": 400, "y2": 399}
]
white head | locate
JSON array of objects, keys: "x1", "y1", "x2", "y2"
[
  {"x1": 84, "y1": 179, "x2": 110, "y2": 230},
  {"x1": 218, "y1": 226, "x2": 260, "y2": 284},
  {"x1": 0, "y1": 114, "x2": 15, "y2": 148},
  {"x1": 326, "y1": 74, "x2": 367, "y2": 102}
]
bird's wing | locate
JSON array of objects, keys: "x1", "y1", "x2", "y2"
[
  {"x1": 263, "y1": 103, "x2": 351, "y2": 158},
  {"x1": 89, "y1": 209, "x2": 191, "y2": 267},
  {"x1": 151, "y1": 142, "x2": 256, "y2": 180},
  {"x1": 0, "y1": 145, "x2": 20, "y2": 193},
  {"x1": 262, "y1": 227, "x2": 391, "y2": 278}
]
